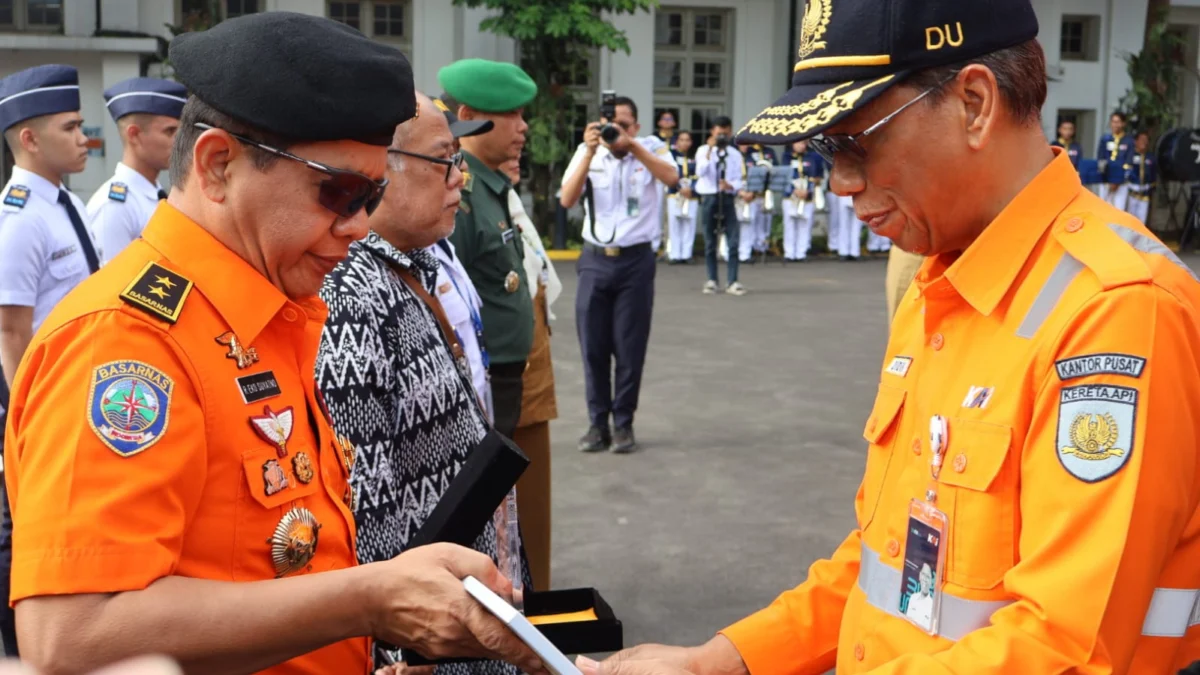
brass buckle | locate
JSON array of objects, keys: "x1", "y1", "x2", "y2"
[{"x1": 603, "y1": 246, "x2": 621, "y2": 257}]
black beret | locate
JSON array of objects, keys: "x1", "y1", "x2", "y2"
[{"x1": 169, "y1": 12, "x2": 415, "y2": 146}]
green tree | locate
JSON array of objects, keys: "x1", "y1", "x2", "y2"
[
  {"x1": 451, "y1": 0, "x2": 659, "y2": 244},
  {"x1": 1118, "y1": 8, "x2": 1185, "y2": 138}
]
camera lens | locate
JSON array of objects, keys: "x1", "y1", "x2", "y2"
[{"x1": 600, "y1": 124, "x2": 621, "y2": 144}]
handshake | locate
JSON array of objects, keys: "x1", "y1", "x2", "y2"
[{"x1": 571, "y1": 636, "x2": 745, "y2": 675}]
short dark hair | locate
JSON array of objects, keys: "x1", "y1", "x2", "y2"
[
  {"x1": 904, "y1": 39, "x2": 1046, "y2": 126},
  {"x1": 614, "y1": 96, "x2": 638, "y2": 121},
  {"x1": 712, "y1": 115, "x2": 733, "y2": 129},
  {"x1": 676, "y1": 129, "x2": 693, "y2": 141},
  {"x1": 1112, "y1": 111, "x2": 1128, "y2": 122},
  {"x1": 168, "y1": 97, "x2": 298, "y2": 189}
]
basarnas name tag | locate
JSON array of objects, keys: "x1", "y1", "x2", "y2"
[
  {"x1": 627, "y1": 197, "x2": 640, "y2": 218},
  {"x1": 886, "y1": 356, "x2": 913, "y2": 377},
  {"x1": 899, "y1": 499, "x2": 947, "y2": 636}
]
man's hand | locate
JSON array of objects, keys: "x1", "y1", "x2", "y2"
[
  {"x1": 577, "y1": 655, "x2": 693, "y2": 675},
  {"x1": 0, "y1": 656, "x2": 182, "y2": 675},
  {"x1": 718, "y1": 180, "x2": 732, "y2": 193},
  {"x1": 368, "y1": 543, "x2": 547, "y2": 675},
  {"x1": 738, "y1": 190, "x2": 754, "y2": 201},
  {"x1": 584, "y1": 123, "x2": 603, "y2": 154},
  {"x1": 680, "y1": 186, "x2": 694, "y2": 199},
  {"x1": 604, "y1": 122, "x2": 634, "y2": 154},
  {"x1": 589, "y1": 636, "x2": 749, "y2": 675},
  {"x1": 707, "y1": 134, "x2": 717, "y2": 147}
]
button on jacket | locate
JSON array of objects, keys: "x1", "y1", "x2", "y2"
[{"x1": 721, "y1": 150, "x2": 1200, "y2": 674}]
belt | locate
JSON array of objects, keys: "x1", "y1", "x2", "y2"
[
  {"x1": 858, "y1": 540, "x2": 1200, "y2": 639},
  {"x1": 584, "y1": 242, "x2": 652, "y2": 258}
]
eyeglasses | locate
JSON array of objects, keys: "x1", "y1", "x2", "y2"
[
  {"x1": 194, "y1": 123, "x2": 389, "y2": 218},
  {"x1": 387, "y1": 149, "x2": 464, "y2": 183},
  {"x1": 809, "y1": 72, "x2": 960, "y2": 165}
]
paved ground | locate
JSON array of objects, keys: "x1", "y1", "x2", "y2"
[{"x1": 546, "y1": 253, "x2": 894, "y2": 651}]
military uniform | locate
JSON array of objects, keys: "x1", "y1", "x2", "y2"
[
  {"x1": 440, "y1": 59, "x2": 538, "y2": 440},
  {"x1": 781, "y1": 150, "x2": 824, "y2": 261},
  {"x1": 737, "y1": 144, "x2": 776, "y2": 262},
  {"x1": 666, "y1": 149, "x2": 698, "y2": 262},
  {"x1": 1098, "y1": 130, "x2": 1133, "y2": 209},
  {"x1": 88, "y1": 77, "x2": 187, "y2": 262},
  {"x1": 1050, "y1": 136, "x2": 1082, "y2": 168}
]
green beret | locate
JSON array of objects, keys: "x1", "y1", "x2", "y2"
[{"x1": 437, "y1": 59, "x2": 537, "y2": 113}]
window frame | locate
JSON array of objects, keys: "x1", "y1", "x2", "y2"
[
  {"x1": 1060, "y1": 15, "x2": 1101, "y2": 63},
  {"x1": 0, "y1": 0, "x2": 65, "y2": 33},
  {"x1": 223, "y1": 0, "x2": 260, "y2": 20},
  {"x1": 653, "y1": 6, "x2": 734, "y2": 142},
  {"x1": 326, "y1": 0, "x2": 412, "y2": 52}
]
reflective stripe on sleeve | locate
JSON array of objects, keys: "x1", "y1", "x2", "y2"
[
  {"x1": 1016, "y1": 252, "x2": 1084, "y2": 339},
  {"x1": 1141, "y1": 588, "x2": 1200, "y2": 638}
]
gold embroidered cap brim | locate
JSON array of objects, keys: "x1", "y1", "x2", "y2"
[{"x1": 736, "y1": 73, "x2": 902, "y2": 145}]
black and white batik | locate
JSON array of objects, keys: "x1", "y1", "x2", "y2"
[{"x1": 316, "y1": 231, "x2": 525, "y2": 674}]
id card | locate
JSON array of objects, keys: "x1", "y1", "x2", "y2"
[
  {"x1": 626, "y1": 197, "x2": 640, "y2": 218},
  {"x1": 899, "y1": 499, "x2": 948, "y2": 635}
]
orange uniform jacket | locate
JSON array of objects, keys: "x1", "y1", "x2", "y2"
[
  {"x1": 722, "y1": 150, "x2": 1200, "y2": 673},
  {"x1": 4, "y1": 204, "x2": 369, "y2": 675}
]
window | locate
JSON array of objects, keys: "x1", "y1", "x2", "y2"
[
  {"x1": 225, "y1": 0, "x2": 258, "y2": 19},
  {"x1": 1060, "y1": 15, "x2": 1100, "y2": 62},
  {"x1": 653, "y1": 7, "x2": 734, "y2": 140},
  {"x1": 0, "y1": 0, "x2": 62, "y2": 32},
  {"x1": 328, "y1": 1, "x2": 360, "y2": 29},
  {"x1": 655, "y1": 11, "x2": 683, "y2": 46},
  {"x1": 327, "y1": 0, "x2": 410, "y2": 49}
]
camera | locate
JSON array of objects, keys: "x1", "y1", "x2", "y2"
[
  {"x1": 599, "y1": 90, "x2": 621, "y2": 144},
  {"x1": 715, "y1": 133, "x2": 730, "y2": 150}
]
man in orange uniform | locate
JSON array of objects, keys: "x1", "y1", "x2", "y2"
[
  {"x1": 3, "y1": 12, "x2": 544, "y2": 675},
  {"x1": 580, "y1": 1, "x2": 1200, "y2": 673}
]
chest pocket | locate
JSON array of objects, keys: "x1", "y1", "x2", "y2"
[
  {"x1": 437, "y1": 283, "x2": 472, "y2": 330},
  {"x1": 47, "y1": 239, "x2": 86, "y2": 280},
  {"x1": 588, "y1": 162, "x2": 613, "y2": 189},
  {"x1": 235, "y1": 445, "x2": 322, "y2": 579},
  {"x1": 938, "y1": 418, "x2": 1016, "y2": 590},
  {"x1": 860, "y1": 384, "x2": 906, "y2": 530}
]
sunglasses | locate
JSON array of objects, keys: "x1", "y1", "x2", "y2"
[
  {"x1": 809, "y1": 72, "x2": 959, "y2": 165},
  {"x1": 387, "y1": 148, "x2": 464, "y2": 183},
  {"x1": 194, "y1": 123, "x2": 389, "y2": 218}
]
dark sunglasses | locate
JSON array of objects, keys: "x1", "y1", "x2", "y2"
[
  {"x1": 194, "y1": 123, "x2": 389, "y2": 218},
  {"x1": 387, "y1": 148, "x2": 464, "y2": 183},
  {"x1": 809, "y1": 72, "x2": 959, "y2": 165}
]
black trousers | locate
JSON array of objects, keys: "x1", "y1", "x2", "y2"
[
  {"x1": 0, "y1": 407, "x2": 15, "y2": 657},
  {"x1": 488, "y1": 361, "x2": 526, "y2": 439},
  {"x1": 575, "y1": 245, "x2": 656, "y2": 429}
]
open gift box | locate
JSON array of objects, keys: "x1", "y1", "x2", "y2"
[{"x1": 400, "y1": 429, "x2": 624, "y2": 665}]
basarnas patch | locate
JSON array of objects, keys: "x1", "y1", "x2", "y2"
[
  {"x1": 1056, "y1": 383, "x2": 1137, "y2": 482},
  {"x1": 87, "y1": 360, "x2": 173, "y2": 457},
  {"x1": 108, "y1": 182, "x2": 128, "y2": 202},
  {"x1": 3, "y1": 185, "x2": 29, "y2": 209},
  {"x1": 1055, "y1": 353, "x2": 1146, "y2": 381}
]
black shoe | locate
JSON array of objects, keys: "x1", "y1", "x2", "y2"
[
  {"x1": 612, "y1": 426, "x2": 637, "y2": 454},
  {"x1": 578, "y1": 425, "x2": 611, "y2": 453}
]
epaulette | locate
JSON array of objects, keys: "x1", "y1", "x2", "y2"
[
  {"x1": 2, "y1": 185, "x2": 29, "y2": 211},
  {"x1": 1052, "y1": 215, "x2": 1151, "y2": 291},
  {"x1": 108, "y1": 182, "x2": 128, "y2": 203},
  {"x1": 120, "y1": 261, "x2": 194, "y2": 324}
]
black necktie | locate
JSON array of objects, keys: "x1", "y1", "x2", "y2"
[
  {"x1": 58, "y1": 190, "x2": 100, "y2": 273},
  {"x1": 157, "y1": 188, "x2": 168, "y2": 200}
]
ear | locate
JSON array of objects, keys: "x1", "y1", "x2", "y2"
[
  {"x1": 956, "y1": 64, "x2": 999, "y2": 152},
  {"x1": 17, "y1": 126, "x2": 38, "y2": 155},
  {"x1": 125, "y1": 123, "x2": 141, "y2": 146},
  {"x1": 191, "y1": 129, "x2": 237, "y2": 203},
  {"x1": 457, "y1": 105, "x2": 475, "y2": 121}
]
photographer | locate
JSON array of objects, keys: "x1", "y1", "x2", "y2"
[
  {"x1": 694, "y1": 116, "x2": 746, "y2": 295},
  {"x1": 560, "y1": 95, "x2": 677, "y2": 454}
]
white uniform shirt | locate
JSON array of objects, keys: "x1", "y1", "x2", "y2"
[
  {"x1": 87, "y1": 162, "x2": 162, "y2": 263},
  {"x1": 563, "y1": 135, "x2": 672, "y2": 248},
  {"x1": 694, "y1": 145, "x2": 745, "y2": 195},
  {"x1": 429, "y1": 239, "x2": 492, "y2": 423},
  {"x1": 0, "y1": 166, "x2": 97, "y2": 332}
]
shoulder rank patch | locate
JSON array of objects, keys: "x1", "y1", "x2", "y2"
[
  {"x1": 108, "y1": 182, "x2": 128, "y2": 203},
  {"x1": 120, "y1": 261, "x2": 194, "y2": 324},
  {"x1": 463, "y1": 171, "x2": 474, "y2": 193},
  {"x1": 1055, "y1": 353, "x2": 1146, "y2": 381},
  {"x1": 1056, "y1": 384, "x2": 1137, "y2": 482},
  {"x1": 3, "y1": 185, "x2": 29, "y2": 210},
  {"x1": 87, "y1": 360, "x2": 173, "y2": 457}
]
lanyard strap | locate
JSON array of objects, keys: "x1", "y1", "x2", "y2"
[{"x1": 444, "y1": 267, "x2": 490, "y2": 369}]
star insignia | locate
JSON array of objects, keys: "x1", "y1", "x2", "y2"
[
  {"x1": 155, "y1": 275, "x2": 176, "y2": 289},
  {"x1": 148, "y1": 286, "x2": 169, "y2": 299}
]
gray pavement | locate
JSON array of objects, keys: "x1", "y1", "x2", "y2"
[{"x1": 546, "y1": 249, "x2": 1200, "y2": 655}]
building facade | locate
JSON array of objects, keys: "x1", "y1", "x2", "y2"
[{"x1": 0, "y1": 0, "x2": 1189, "y2": 194}]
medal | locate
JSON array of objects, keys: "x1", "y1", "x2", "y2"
[
  {"x1": 215, "y1": 331, "x2": 259, "y2": 369},
  {"x1": 262, "y1": 459, "x2": 290, "y2": 496},
  {"x1": 292, "y1": 451, "x2": 315, "y2": 484},
  {"x1": 267, "y1": 507, "x2": 321, "y2": 577},
  {"x1": 504, "y1": 271, "x2": 520, "y2": 294},
  {"x1": 335, "y1": 433, "x2": 356, "y2": 473},
  {"x1": 250, "y1": 405, "x2": 294, "y2": 458}
]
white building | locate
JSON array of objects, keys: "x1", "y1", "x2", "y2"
[{"x1": 0, "y1": 0, "x2": 1193, "y2": 194}]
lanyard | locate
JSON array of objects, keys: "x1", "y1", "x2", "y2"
[
  {"x1": 926, "y1": 414, "x2": 948, "y2": 503},
  {"x1": 445, "y1": 269, "x2": 489, "y2": 370}
]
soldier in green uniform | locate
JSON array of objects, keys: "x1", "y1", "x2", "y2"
[{"x1": 439, "y1": 59, "x2": 537, "y2": 438}]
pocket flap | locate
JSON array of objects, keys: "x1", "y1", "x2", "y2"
[
  {"x1": 863, "y1": 385, "x2": 906, "y2": 444},
  {"x1": 242, "y1": 447, "x2": 320, "y2": 510},
  {"x1": 937, "y1": 419, "x2": 1012, "y2": 492}
]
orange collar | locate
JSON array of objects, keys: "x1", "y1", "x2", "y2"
[
  {"x1": 141, "y1": 202, "x2": 294, "y2": 344},
  {"x1": 925, "y1": 148, "x2": 1080, "y2": 316}
]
